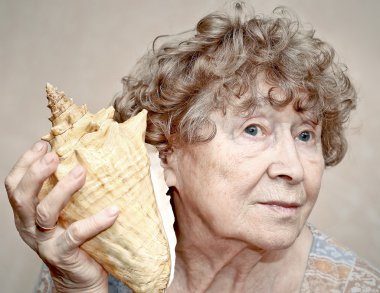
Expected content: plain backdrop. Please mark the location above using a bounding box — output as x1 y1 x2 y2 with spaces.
1 0 379 291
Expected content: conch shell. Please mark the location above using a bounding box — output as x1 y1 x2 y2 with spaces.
38 83 173 292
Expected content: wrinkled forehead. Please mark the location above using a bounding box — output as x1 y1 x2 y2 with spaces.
221 79 322 124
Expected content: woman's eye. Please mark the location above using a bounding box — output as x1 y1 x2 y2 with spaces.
298 131 312 142
244 125 260 136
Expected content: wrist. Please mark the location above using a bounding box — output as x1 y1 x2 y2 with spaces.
52 282 108 293
51 271 109 293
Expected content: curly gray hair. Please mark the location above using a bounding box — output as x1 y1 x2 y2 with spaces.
113 1 356 166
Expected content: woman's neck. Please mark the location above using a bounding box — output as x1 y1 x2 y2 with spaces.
171 242 263 292
166 208 312 293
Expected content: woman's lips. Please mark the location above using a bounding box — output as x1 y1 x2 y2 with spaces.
256 201 301 216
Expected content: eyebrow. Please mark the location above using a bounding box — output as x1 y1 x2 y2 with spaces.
237 103 320 126
302 115 320 126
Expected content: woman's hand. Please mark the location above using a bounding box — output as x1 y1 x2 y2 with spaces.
5 141 119 292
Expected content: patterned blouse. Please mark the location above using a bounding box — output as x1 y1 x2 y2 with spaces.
35 225 379 292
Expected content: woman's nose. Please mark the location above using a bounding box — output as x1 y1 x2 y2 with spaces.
267 134 304 184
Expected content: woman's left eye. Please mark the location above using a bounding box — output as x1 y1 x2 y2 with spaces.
244 125 260 136
297 131 312 142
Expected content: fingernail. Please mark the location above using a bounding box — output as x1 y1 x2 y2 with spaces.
44 152 55 164
106 206 119 217
33 141 44 152
71 165 84 178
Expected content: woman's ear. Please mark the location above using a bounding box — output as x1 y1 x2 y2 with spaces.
160 150 178 188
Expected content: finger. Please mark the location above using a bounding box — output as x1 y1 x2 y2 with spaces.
5 141 48 195
10 151 59 227
57 206 120 253
17 151 59 199
36 165 86 231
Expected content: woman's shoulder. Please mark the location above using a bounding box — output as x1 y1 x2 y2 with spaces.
300 224 380 293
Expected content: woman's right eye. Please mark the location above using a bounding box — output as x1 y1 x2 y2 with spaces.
244 125 260 136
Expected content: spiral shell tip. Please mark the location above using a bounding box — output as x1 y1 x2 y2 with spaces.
45 83 75 120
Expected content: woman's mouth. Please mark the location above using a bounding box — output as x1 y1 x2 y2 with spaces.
256 201 301 216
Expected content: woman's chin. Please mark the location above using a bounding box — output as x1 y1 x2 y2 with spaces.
241 226 304 251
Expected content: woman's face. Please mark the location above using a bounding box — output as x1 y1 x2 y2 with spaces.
166 85 325 250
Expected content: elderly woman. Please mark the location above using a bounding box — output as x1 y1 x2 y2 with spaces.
5 2 379 292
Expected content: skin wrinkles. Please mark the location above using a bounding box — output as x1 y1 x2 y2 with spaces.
164 81 325 292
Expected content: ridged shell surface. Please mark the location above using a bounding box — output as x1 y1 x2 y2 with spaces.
39 84 171 292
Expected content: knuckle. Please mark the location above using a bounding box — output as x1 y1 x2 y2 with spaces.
18 150 35 166
9 190 25 210
4 149 43 192
66 222 83 246
63 172 85 189
23 149 36 159
52 175 84 199
38 249 59 266
90 215 102 230
19 150 41 170
51 181 77 203
52 181 66 196
28 155 57 183
55 177 78 194
4 175 15 195
36 203 51 224
28 163 46 184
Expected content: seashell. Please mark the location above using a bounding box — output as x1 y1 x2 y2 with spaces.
38 83 175 293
